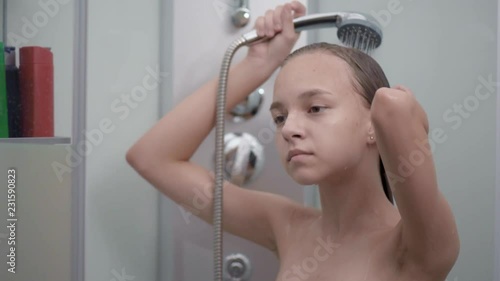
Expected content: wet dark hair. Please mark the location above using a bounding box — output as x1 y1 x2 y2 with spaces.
283 42 394 204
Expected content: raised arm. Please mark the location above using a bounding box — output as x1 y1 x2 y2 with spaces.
126 2 307 252
370 85 460 278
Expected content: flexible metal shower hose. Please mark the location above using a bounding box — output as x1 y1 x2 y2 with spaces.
214 36 247 281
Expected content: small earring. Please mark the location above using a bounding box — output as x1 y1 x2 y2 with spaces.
370 136 374 140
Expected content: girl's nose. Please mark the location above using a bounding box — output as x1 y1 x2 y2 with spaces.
281 114 305 141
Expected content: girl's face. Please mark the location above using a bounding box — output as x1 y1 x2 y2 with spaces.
271 52 373 185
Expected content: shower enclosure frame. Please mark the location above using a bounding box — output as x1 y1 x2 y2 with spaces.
71 0 87 281
495 1 500 280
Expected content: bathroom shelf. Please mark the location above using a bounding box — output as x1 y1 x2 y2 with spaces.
0 136 71 145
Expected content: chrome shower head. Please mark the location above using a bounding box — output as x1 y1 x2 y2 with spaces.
241 12 383 53
336 12 382 52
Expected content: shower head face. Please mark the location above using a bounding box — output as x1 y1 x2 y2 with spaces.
336 12 383 53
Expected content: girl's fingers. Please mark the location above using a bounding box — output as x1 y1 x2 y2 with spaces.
290 0 306 18
273 5 284 31
254 2 307 39
281 4 295 36
255 16 265 37
265 9 275 37
394 84 414 96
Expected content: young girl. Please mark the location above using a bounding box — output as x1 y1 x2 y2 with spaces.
126 1 459 280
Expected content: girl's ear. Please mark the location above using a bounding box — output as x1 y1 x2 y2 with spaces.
367 120 376 144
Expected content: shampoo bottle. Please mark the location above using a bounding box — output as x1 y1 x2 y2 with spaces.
0 42 8 138
19 46 54 137
5 46 22 137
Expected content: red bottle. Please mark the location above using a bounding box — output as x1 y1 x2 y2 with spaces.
19 46 54 137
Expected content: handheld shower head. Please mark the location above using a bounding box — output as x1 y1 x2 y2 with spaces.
337 12 382 52
241 12 383 53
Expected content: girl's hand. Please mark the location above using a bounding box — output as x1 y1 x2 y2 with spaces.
246 1 306 70
372 85 429 135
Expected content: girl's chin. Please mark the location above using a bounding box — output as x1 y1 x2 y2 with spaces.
290 172 319 186
287 164 326 185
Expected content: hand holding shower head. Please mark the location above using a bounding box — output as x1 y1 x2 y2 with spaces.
241 12 383 53
212 11 384 281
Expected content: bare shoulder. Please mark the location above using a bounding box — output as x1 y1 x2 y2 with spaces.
270 200 321 258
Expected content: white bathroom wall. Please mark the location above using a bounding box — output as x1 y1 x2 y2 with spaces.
312 0 497 280
1 0 4 41
160 1 308 281
85 1 160 281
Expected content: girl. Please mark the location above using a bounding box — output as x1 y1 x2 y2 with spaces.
127 1 459 280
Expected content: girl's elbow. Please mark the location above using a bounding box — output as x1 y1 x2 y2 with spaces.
126 146 151 173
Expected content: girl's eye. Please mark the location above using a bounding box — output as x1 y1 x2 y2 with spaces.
309 106 326 113
273 115 285 125
273 106 326 125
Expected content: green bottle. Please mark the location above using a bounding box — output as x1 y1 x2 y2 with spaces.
0 42 9 138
